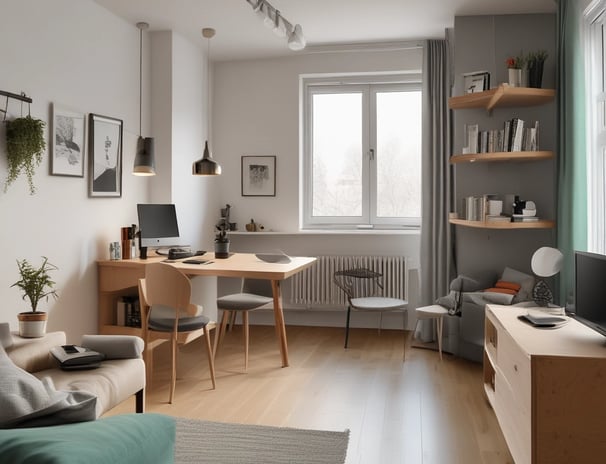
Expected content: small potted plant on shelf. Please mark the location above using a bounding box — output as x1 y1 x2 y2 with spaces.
214 217 230 259
11 256 59 338
506 53 526 87
4 115 46 195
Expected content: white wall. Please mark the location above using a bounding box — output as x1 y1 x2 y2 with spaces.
0 0 215 339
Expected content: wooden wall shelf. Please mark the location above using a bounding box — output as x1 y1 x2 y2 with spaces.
450 150 554 164
450 218 555 229
448 85 555 112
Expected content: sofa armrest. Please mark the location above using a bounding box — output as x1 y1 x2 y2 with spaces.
81 335 144 359
7 331 66 373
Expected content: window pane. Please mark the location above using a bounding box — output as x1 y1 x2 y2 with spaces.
376 90 422 218
312 93 363 217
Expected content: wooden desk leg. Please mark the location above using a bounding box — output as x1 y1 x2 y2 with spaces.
271 280 289 367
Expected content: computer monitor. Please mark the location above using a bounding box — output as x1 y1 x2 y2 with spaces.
570 250 606 337
137 203 181 248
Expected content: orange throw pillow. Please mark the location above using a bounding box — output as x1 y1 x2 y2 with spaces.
484 280 522 295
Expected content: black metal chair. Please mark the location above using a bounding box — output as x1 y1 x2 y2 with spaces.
333 267 408 359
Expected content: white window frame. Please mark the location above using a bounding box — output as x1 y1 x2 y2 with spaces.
301 74 422 230
586 1 606 254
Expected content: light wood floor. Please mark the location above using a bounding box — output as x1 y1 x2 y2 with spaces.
106 325 513 464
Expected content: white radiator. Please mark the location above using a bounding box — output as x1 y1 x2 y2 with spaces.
290 255 408 306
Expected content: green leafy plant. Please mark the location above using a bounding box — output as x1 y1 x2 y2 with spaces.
11 257 59 312
215 218 230 243
4 115 46 195
527 50 548 65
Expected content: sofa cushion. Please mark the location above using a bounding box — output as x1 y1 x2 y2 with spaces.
0 345 96 428
7 331 66 373
0 413 175 464
500 267 535 303
35 358 146 418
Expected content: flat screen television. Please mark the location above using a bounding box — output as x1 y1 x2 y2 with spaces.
137 203 180 248
570 250 606 337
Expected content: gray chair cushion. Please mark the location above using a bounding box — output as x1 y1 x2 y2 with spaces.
217 293 273 311
350 296 408 311
149 314 210 332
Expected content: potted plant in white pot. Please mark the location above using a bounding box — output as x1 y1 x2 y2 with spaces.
11 256 59 337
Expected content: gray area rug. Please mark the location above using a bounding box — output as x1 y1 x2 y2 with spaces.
175 417 349 464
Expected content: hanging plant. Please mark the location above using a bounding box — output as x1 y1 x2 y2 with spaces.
4 115 46 195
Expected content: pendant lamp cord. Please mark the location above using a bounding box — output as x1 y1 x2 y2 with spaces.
206 34 210 136
139 25 143 137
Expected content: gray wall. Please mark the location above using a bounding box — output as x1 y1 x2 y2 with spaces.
452 14 557 277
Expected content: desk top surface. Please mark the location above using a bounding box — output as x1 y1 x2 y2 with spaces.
98 252 317 280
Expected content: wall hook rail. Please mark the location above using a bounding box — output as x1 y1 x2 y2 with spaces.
0 90 33 121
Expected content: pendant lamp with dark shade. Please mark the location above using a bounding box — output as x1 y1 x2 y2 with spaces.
193 27 222 176
133 21 156 176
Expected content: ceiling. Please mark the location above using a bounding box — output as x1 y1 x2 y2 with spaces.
94 0 556 61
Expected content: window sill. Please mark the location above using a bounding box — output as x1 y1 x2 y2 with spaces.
229 229 419 236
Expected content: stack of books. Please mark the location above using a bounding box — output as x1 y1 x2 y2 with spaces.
462 119 540 154
512 214 540 222
116 296 141 328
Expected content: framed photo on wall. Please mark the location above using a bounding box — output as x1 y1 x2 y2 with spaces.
88 113 122 197
51 103 86 177
241 155 276 196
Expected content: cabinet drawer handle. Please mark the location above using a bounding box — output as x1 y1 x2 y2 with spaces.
514 364 518 372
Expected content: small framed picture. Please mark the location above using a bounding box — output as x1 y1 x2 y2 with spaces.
88 113 123 197
241 155 276 196
463 71 490 94
51 104 86 177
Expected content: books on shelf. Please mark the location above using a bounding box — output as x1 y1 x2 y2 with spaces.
116 296 141 328
462 194 498 221
486 215 511 222
512 214 540 222
461 119 540 154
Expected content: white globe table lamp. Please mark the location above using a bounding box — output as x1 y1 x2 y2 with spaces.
531 247 564 307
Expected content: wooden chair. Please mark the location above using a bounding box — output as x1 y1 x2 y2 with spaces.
333 267 409 360
215 278 274 371
138 262 216 403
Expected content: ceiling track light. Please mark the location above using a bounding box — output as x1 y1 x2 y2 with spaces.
244 0 306 51
133 21 156 176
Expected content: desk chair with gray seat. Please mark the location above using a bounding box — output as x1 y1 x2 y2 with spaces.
138 262 216 403
333 267 409 360
215 278 274 371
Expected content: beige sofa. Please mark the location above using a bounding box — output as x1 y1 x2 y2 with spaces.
5 331 145 418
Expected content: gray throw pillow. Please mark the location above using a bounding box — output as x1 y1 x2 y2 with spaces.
0 345 96 428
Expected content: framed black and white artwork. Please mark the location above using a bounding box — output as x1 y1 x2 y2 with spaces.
241 155 276 197
88 113 122 197
51 104 86 177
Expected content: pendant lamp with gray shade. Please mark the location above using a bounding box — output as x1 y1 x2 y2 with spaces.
133 21 155 176
193 27 221 176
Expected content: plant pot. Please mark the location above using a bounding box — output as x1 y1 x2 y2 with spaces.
508 68 522 87
214 240 230 259
528 60 544 88
17 311 48 338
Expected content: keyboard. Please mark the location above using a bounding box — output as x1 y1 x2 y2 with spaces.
168 248 194 260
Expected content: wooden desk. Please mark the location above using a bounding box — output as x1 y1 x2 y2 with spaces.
97 253 316 367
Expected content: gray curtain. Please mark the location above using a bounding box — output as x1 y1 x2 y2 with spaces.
556 0 588 305
420 39 455 307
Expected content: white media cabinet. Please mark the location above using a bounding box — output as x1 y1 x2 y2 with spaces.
483 305 606 464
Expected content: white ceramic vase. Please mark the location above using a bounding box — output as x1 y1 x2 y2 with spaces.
508 68 522 87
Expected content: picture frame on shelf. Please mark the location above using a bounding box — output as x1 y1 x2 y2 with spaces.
88 113 123 197
51 104 86 177
241 155 276 197
463 71 490 94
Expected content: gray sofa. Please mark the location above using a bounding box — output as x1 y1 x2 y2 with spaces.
419 267 536 362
